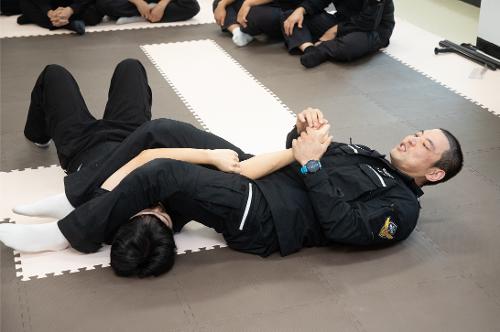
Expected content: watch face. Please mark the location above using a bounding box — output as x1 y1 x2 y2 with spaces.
306 160 321 173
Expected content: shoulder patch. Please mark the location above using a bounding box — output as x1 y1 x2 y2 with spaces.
378 216 398 240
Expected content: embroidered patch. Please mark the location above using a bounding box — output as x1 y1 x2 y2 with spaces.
378 216 398 240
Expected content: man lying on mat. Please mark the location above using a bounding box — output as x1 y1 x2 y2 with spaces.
0 59 463 279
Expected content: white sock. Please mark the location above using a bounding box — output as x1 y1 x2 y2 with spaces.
232 27 253 47
116 16 147 25
13 193 75 219
0 222 69 252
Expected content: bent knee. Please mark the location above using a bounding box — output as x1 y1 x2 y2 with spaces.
116 58 143 71
43 64 71 80
145 118 195 136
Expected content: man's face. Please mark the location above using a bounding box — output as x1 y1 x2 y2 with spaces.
390 129 450 183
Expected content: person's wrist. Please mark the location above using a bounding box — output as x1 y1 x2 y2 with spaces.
217 0 228 8
298 6 306 15
205 149 215 165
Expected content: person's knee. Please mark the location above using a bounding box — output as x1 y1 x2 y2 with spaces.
116 58 144 72
145 118 196 140
188 0 201 17
110 214 176 278
170 0 200 21
43 64 70 81
145 118 178 136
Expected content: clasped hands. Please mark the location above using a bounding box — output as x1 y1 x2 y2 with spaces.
292 107 332 165
47 7 74 27
132 0 169 23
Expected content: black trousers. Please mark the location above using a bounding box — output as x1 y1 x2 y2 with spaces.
18 0 103 29
96 0 200 22
25 59 279 256
282 11 388 62
25 58 151 171
212 0 285 39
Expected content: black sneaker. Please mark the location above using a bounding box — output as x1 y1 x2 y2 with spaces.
17 15 32 25
30 139 52 148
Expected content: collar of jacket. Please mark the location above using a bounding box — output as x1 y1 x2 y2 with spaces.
336 143 424 198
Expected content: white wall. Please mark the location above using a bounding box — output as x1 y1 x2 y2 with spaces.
477 0 500 45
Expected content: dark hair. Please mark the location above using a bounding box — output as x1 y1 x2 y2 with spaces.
425 128 463 186
110 214 176 278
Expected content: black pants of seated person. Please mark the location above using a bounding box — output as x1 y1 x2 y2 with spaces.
96 0 199 21
282 11 389 66
18 0 102 30
212 0 286 39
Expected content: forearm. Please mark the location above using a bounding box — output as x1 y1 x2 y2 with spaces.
101 148 213 190
244 0 273 6
217 0 236 8
240 149 294 180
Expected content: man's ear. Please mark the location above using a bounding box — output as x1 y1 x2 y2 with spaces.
425 167 445 183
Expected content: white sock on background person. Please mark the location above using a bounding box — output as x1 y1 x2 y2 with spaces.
116 16 147 25
13 193 75 219
0 221 69 252
232 27 253 47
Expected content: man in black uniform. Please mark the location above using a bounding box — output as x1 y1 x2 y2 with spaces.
52 116 462 259
282 0 395 67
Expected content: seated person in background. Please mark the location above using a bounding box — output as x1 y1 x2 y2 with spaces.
96 0 200 24
213 0 301 47
17 0 103 35
282 0 395 68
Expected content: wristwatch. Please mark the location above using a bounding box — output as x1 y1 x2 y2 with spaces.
300 160 322 175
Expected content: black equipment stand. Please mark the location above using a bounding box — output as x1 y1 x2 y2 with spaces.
434 40 500 71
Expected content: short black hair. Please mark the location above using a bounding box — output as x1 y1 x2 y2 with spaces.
110 214 176 278
425 128 464 186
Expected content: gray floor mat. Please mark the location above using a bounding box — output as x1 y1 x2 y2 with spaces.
2 24 500 332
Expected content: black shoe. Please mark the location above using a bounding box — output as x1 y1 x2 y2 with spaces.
300 46 329 68
68 20 86 35
26 138 52 148
17 15 32 25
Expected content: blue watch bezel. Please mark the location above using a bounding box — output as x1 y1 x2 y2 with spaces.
300 160 322 174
